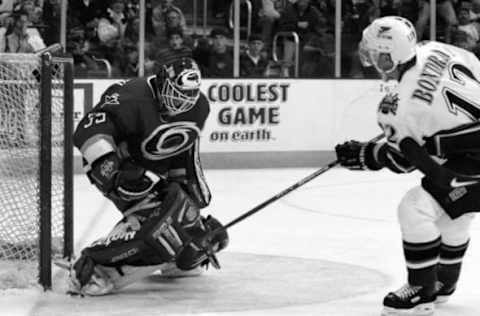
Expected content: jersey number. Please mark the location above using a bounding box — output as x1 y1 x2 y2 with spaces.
444 64 480 120
83 112 106 128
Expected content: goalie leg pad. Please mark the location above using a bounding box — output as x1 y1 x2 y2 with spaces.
70 183 199 284
70 183 204 292
140 182 202 262
83 183 201 267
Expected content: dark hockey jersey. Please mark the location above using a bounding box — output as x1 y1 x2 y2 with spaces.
74 76 209 173
73 76 212 208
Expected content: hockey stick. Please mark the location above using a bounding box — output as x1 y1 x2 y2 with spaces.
198 133 385 269
211 132 385 235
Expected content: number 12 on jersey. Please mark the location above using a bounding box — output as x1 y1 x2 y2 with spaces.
444 64 480 121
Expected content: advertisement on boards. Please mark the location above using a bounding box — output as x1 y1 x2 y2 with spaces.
73 79 395 155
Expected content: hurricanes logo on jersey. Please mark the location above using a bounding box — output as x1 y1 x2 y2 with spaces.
141 122 200 160
378 93 399 115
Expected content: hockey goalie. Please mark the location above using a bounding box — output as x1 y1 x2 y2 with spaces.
70 58 228 296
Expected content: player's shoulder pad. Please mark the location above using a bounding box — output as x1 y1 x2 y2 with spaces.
97 78 157 112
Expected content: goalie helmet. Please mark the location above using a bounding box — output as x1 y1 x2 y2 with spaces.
157 58 201 116
359 16 417 77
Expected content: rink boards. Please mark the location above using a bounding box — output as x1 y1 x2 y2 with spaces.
72 79 395 171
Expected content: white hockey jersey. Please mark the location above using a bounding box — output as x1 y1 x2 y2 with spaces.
377 41 480 151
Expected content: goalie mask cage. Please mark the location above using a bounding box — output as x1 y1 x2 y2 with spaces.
0 47 74 290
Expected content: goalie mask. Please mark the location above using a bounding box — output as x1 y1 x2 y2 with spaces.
157 58 201 116
359 16 417 79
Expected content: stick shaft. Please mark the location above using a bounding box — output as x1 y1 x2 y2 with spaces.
224 160 338 230
220 133 385 232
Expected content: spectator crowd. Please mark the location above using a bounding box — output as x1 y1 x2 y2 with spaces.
1 0 480 78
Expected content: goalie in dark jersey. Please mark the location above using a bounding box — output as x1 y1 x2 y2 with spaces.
70 58 228 296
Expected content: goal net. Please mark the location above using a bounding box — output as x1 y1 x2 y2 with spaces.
0 50 73 290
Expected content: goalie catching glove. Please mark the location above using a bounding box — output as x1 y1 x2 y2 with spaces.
88 152 165 202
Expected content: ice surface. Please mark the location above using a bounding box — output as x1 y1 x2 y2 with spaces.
1 168 479 316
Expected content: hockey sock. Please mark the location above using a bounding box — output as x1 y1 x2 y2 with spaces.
403 237 441 293
438 240 469 289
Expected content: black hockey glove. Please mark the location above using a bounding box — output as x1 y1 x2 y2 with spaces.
88 153 165 202
335 141 374 170
114 160 164 201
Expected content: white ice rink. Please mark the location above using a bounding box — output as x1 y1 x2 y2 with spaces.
2 168 480 316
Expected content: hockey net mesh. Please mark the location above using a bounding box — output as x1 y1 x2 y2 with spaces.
0 54 65 288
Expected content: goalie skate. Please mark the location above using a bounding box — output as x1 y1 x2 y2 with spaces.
55 259 167 296
381 284 436 316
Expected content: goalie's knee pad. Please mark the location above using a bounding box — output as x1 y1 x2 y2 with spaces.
139 182 202 262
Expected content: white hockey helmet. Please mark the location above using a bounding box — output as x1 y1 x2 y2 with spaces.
157 58 202 116
359 16 417 77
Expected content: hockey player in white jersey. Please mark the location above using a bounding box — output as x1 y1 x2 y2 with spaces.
335 16 480 315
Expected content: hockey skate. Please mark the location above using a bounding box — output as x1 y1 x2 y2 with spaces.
381 284 436 316
58 259 115 296
56 259 166 296
434 281 456 304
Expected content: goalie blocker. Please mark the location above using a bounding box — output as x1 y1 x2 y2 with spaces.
70 183 228 295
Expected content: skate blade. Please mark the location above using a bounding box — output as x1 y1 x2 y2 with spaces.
157 265 204 278
435 295 451 304
381 302 434 316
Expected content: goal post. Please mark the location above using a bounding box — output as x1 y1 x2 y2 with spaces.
0 45 74 290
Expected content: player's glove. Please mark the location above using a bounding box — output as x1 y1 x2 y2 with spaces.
335 141 371 170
